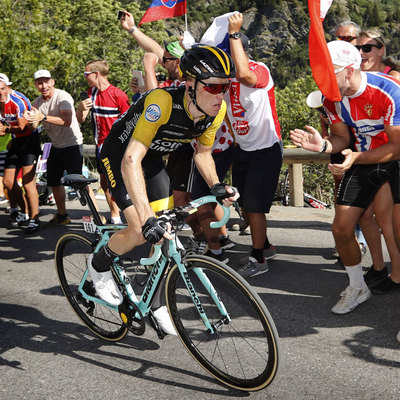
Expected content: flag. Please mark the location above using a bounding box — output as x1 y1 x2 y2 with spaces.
139 0 187 27
308 0 341 101
200 11 239 54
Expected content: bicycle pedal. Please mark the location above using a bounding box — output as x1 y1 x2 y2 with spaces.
148 310 166 340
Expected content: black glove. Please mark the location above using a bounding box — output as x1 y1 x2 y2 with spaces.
142 217 167 244
210 183 232 205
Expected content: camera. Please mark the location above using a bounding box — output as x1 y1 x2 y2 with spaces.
80 91 89 101
117 10 125 20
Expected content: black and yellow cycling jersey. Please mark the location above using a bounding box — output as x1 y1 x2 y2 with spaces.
107 85 226 154
100 85 226 212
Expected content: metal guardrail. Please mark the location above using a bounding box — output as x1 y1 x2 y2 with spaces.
83 145 330 207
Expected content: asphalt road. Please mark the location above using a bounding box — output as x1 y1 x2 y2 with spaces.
1 199 399 399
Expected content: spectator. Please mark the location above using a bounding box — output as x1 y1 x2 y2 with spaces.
290 40 400 314
357 30 400 80
354 32 400 292
76 60 130 224
0 125 10 204
224 13 282 278
24 69 83 226
335 21 361 44
0 75 41 233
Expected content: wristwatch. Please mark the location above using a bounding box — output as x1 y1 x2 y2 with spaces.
42 114 47 122
229 32 241 39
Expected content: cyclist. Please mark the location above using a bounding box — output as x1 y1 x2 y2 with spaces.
87 45 239 334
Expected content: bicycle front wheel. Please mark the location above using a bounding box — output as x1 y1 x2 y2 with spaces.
55 233 128 341
165 255 280 391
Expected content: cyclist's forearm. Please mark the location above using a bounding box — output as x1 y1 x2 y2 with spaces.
194 150 219 188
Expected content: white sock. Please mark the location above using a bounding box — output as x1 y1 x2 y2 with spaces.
111 216 122 224
345 264 364 289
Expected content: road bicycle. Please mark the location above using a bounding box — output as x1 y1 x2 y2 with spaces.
276 168 329 209
55 174 280 392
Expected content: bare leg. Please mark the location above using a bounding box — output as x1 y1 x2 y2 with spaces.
52 185 67 215
100 173 120 220
247 212 266 249
3 168 26 212
21 164 39 220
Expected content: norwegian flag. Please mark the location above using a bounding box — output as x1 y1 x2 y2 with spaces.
308 0 341 101
139 0 187 27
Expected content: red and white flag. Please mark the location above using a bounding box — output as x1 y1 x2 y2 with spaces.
139 0 186 27
308 0 341 101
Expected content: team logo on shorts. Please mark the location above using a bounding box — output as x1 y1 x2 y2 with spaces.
145 104 161 122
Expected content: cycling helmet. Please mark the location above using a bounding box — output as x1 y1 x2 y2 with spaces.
179 45 236 80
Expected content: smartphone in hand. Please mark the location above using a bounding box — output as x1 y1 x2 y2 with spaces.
80 91 89 101
117 10 125 20
131 70 145 88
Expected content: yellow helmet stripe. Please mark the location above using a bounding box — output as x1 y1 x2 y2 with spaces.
200 45 230 76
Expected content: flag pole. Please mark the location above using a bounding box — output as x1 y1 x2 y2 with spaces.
184 2 188 31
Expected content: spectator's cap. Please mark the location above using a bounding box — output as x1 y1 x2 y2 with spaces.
163 40 185 58
327 40 361 69
34 69 52 80
306 91 323 109
0 73 12 85
240 33 251 52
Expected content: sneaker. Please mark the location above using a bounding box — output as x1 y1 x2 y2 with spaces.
363 265 388 288
204 250 229 263
86 254 123 306
331 247 339 259
331 284 372 314
50 213 71 225
9 211 29 228
371 277 400 294
231 219 251 234
0 195 8 204
219 236 235 250
153 306 177 336
264 244 277 260
237 257 268 278
185 236 207 255
25 219 40 234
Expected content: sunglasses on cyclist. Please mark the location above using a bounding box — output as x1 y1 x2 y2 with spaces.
337 35 357 42
162 57 178 63
198 80 231 95
355 43 382 53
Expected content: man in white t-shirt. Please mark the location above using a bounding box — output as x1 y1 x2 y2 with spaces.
226 13 283 278
24 69 83 225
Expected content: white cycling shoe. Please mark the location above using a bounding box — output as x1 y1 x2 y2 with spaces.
87 254 123 306
153 306 177 336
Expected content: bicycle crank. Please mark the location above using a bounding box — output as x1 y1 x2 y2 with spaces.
118 300 145 336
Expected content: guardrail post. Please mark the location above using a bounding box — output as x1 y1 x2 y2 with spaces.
289 164 304 207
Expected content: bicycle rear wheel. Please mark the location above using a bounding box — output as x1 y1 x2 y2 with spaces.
55 233 128 341
165 255 280 391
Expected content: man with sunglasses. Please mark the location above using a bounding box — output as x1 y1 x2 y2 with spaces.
86 45 239 335
335 20 361 45
290 41 400 314
225 13 283 278
77 60 130 225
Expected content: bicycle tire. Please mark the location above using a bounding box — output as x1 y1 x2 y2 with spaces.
55 233 128 341
165 255 280 391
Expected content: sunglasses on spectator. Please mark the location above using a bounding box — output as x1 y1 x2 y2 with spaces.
334 64 353 74
198 79 231 94
84 71 98 77
355 43 383 53
162 57 178 63
337 35 357 42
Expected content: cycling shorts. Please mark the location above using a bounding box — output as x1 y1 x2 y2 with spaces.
4 132 41 169
100 144 173 213
232 142 283 213
166 145 195 192
336 160 400 207
47 145 83 187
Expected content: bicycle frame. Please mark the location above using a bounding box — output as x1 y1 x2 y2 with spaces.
76 195 231 334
